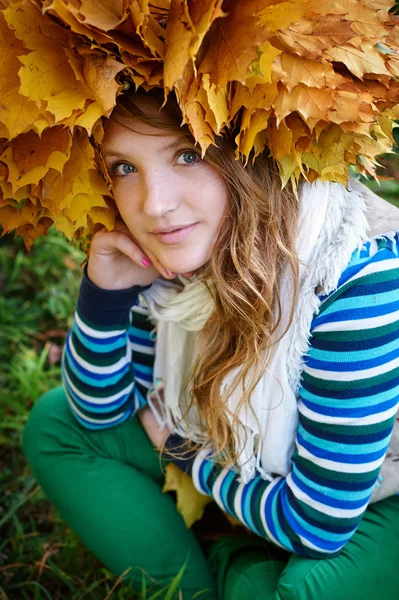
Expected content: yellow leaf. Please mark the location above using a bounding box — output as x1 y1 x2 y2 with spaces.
357 153 380 176
41 130 97 213
0 204 24 234
246 41 282 92
276 15 355 59
354 130 393 158
87 205 116 231
3 0 69 51
235 108 271 163
0 11 53 140
130 0 165 59
60 174 108 215
164 0 226 93
74 102 105 134
1 126 72 193
0 198 52 248
272 53 346 92
258 1 308 31
15 217 53 250
273 84 334 126
308 0 386 36
18 44 88 121
265 118 294 159
162 463 213 529
51 213 75 238
328 90 377 125
0 178 33 204
375 113 397 144
339 121 374 135
82 54 125 113
198 1 272 88
77 168 110 197
194 74 229 135
183 99 216 154
387 24 399 46
43 0 114 43
174 64 216 155
302 124 355 177
276 152 304 188
31 113 55 136
230 82 279 121
61 0 129 30
285 111 311 147
324 43 391 79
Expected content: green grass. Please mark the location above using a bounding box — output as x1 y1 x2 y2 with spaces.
1 157 399 598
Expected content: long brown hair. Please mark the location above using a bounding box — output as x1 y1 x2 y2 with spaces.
107 86 300 472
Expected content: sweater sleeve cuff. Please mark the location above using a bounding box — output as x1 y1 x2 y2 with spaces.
163 433 202 476
191 448 215 494
77 264 153 326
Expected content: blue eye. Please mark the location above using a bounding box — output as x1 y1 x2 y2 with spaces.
176 149 201 166
107 149 201 179
112 163 135 176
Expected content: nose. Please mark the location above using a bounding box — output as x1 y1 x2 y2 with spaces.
140 171 180 218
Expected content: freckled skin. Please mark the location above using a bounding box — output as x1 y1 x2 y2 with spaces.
102 119 230 276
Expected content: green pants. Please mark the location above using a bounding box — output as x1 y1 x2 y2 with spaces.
23 387 399 599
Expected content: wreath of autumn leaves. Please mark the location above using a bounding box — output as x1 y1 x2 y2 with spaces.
0 0 399 250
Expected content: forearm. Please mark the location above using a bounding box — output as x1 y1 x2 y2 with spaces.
63 265 152 429
190 413 396 561
190 246 399 558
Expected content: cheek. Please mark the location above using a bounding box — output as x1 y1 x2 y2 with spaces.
113 188 139 223
199 173 229 213
210 182 230 223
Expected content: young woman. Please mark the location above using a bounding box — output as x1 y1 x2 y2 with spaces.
23 87 399 600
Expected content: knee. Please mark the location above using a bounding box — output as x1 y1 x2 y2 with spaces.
23 386 72 474
275 498 399 600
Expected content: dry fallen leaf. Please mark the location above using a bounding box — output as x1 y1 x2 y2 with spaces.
162 463 213 529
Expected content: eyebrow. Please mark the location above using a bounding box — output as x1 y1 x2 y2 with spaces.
103 139 193 160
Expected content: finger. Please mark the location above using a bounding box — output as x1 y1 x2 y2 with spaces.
102 225 177 280
143 248 178 279
109 223 170 275
105 231 152 267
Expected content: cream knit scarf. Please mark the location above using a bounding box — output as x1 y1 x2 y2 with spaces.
139 178 371 484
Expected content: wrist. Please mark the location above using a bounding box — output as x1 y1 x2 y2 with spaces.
87 263 151 291
163 433 198 475
137 405 171 449
77 265 152 326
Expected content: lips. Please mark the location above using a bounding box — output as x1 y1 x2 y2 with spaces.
161 226 184 233
151 224 196 234
151 222 199 244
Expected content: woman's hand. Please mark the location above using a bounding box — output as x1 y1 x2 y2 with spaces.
137 386 172 449
137 405 171 449
87 219 177 290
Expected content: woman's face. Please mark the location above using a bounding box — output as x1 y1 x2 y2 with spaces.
102 117 230 277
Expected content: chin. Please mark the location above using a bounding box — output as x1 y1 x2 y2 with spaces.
163 259 207 274
170 267 198 277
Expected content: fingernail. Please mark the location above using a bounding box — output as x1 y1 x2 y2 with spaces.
165 269 177 277
142 257 151 267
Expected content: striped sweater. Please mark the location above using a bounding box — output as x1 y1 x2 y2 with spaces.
62 232 399 559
